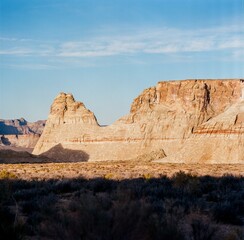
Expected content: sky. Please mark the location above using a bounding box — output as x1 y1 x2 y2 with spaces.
0 0 244 125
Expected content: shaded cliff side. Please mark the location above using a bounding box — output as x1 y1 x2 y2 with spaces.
0 118 46 149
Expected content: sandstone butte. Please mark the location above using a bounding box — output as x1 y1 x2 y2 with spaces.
33 79 244 164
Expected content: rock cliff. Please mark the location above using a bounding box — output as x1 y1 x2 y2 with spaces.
33 79 243 163
0 118 46 148
0 118 45 135
159 98 244 163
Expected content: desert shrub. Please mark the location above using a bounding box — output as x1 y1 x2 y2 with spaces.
183 214 219 240
0 174 243 239
0 205 25 240
219 174 242 192
147 214 185 240
0 170 17 179
0 180 13 203
14 187 47 201
213 202 243 225
38 193 113 240
104 173 114 179
22 199 40 214
199 176 217 194
172 171 191 187
172 171 201 196
217 227 244 240
87 178 116 193
53 179 80 194
143 173 152 180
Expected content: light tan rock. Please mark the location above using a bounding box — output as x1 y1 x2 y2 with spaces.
159 98 244 164
33 79 243 163
0 118 45 149
0 134 40 149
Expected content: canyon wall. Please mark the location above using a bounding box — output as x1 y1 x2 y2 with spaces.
0 118 45 149
0 118 45 135
33 79 243 163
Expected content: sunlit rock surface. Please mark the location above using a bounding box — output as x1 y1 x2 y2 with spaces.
33 79 244 163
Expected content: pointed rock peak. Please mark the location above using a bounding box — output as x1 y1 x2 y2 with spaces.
49 92 99 126
19 118 27 125
55 92 68 99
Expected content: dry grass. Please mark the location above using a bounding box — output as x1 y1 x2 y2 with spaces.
0 161 243 180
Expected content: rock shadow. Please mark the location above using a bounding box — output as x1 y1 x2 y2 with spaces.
40 143 90 162
0 122 19 135
0 136 11 146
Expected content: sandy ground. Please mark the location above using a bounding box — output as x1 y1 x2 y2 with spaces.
0 161 243 180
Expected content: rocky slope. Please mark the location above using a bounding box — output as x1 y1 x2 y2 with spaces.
33 79 243 163
0 118 45 149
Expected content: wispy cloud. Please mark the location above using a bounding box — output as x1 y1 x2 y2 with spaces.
0 48 32 56
1 63 57 70
0 24 243 64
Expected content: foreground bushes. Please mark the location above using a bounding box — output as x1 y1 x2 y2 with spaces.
0 173 243 239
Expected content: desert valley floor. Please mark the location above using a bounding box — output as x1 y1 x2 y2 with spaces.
1 162 243 180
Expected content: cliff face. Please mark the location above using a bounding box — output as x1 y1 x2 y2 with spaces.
0 118 45 135
122 79 240 139
161 98 244 164
33 79 243 163
0 118 46 149
0 135 40 149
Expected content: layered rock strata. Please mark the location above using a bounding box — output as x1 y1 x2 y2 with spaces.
0 118 45 149
33 79 243 163
159 98 244 163
0 118 45 135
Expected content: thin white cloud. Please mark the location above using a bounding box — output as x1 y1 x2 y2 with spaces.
58 25 244 57
0 48 32 55
2 63 57 70
0 24 243 60
0 37 18 41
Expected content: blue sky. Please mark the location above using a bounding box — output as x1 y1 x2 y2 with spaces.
0 0 244 124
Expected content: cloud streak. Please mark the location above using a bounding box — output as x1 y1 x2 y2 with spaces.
57 25 244 58
0 24 243 62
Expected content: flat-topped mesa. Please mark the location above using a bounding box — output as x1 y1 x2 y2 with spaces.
48 92 99 125
33 79 244 163
126 79 242 139
131 79 241 114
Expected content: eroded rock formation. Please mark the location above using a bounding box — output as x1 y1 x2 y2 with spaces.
0 118 46 149
160 98 244 163
33 79 243 163
0 118 45 135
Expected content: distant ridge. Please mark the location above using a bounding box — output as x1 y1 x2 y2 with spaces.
0 118 46 135
0 118 46 149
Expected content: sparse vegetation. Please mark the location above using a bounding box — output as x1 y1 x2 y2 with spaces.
0 170 17 179
0 172 243 239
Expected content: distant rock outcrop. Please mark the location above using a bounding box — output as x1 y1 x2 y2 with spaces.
33 79 244 163
0 118 45 135
0 118 46 149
